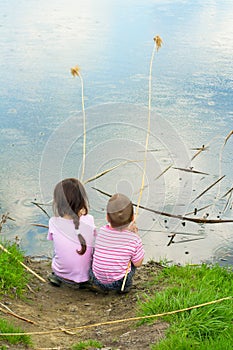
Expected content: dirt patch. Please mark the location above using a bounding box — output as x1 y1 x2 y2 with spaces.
0 260 169 350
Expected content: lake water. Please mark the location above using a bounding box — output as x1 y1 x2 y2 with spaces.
0 0 233 266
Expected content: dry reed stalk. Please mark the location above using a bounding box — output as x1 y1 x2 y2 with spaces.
31 223 49 229
84 160 139 184
190 144 209 161
121 36 163 292
0 243 46 283
216 130 233 202
172 167 209 175
135 35 163 219
92 187 233 224
71 65 86 182
31 202 50 218
191 175 225 203
0 303 36 324
155 164 172 180
185 203 213 215
1 296 231 336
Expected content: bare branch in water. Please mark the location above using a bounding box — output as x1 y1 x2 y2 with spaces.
185 203 213 215
222 186 233 198
84 160 140 184
191 175 225 203
224 130 233 145
173 237 205 244
31 202 50 218
155 165 173 180
31 223 49 229
173 167 209 175
191 144 209 161
92 187 233 224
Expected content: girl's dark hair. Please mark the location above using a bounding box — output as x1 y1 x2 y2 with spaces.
53 178 89 255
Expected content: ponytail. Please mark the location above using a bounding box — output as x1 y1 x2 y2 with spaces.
76 233 87 255
72 214 87 255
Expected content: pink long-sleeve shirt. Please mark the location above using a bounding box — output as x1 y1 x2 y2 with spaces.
47 215 95 283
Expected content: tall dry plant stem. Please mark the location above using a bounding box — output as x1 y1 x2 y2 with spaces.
122 36 163 292
135 35 162 219
71 65 86 182
216 130 233 204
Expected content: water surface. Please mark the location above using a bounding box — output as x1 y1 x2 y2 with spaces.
0 0 232 265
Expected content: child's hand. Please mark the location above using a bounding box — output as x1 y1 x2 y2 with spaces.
128 222 138 234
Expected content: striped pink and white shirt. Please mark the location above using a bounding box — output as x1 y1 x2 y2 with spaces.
92 224 145 284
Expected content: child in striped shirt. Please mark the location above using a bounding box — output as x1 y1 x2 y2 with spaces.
90 193 144 293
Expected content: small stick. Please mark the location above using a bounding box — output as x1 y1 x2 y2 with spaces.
0 243 46 283
121 261 131 292
191 144 208 161
31 202 50 218
185 203 213 215
0 303 36 324
173 167 209 175
31 223 49 229
167 234 176 246
71 65 86 182
224 130 233 145
92 187 233 224
155 164 173 180
221 186 233 198
84 160 140 184
191 175 225 203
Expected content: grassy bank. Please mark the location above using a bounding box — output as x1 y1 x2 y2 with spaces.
0 239 232 349
138 263 233 349
0 239 32 348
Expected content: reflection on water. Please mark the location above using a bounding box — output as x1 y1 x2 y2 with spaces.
0 0 232 265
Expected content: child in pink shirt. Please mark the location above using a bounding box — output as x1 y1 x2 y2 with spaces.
47 178 96 288
90 193 144 293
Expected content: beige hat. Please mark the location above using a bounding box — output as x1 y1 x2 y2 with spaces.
107 193 133 228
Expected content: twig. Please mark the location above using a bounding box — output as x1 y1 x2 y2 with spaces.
191 175 225 203
191 144 209 161
185 203 213 216
224 130 233 145
155 164 172 180
1 297 231 336
92 187 233 224
0 243 46 283
167 234 176 246
122 36 163 292
135 35 162 219
84 160 140 184
172 167 209 175
221 186 233 198
71 65 86 182
31 223 49 229
0 303 36 324
31 202 50 218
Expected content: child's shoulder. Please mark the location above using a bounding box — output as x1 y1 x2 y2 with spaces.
80 213 95 226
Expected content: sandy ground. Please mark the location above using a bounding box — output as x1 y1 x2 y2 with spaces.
0 259 169 350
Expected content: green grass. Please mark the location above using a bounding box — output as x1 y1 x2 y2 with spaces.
0 239 32 347
0 318 32 346
71 339 103 349
0 239 31 297
138 264 233 350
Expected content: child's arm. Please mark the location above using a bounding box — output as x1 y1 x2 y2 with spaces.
133 257 144 267
128 221 138 234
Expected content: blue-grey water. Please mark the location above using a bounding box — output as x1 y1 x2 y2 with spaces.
0 0 232 265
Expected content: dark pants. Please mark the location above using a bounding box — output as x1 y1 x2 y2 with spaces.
89 264 136 292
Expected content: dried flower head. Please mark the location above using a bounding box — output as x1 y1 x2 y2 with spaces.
153 35 163 51
71 65 81 77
